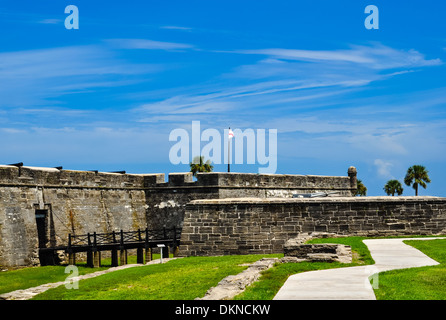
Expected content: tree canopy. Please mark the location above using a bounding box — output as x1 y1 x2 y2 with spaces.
384 179 404 196
355 179 367 196
189 156 213 176
404 165 431 196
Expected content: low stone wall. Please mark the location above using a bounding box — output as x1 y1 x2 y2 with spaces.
178 196 446 256
283 237 352 263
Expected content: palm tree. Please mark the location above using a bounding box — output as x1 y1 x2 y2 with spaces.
384 179 404 196
355 179 367 196
189 156 213 177
404 165 431 196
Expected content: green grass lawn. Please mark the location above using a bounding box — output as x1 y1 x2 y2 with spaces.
2 236 444 300
31 254 281 300
0 265 108 295
373 238 446 300
0 254 163 295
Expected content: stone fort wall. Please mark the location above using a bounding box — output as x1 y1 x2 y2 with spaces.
179 197 446 256
0 165 356 267
145 170 357 231
0 165 150 267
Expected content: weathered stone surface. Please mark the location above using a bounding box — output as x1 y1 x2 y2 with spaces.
0 165 356 268
307 253 339 262
279 256 306 263
283 237 352 263
198 258 278 300
179 197 446 257
145 171 356 231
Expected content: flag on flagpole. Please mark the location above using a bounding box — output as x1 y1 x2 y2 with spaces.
228 127 234 172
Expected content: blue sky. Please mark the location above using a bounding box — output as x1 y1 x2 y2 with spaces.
1 0 445 196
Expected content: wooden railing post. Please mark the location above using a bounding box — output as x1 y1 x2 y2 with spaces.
119 229 127 265
172 226 179 257
63 227 181 267
144 228 151 263
68 234 76 265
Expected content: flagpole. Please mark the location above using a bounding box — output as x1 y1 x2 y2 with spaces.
228 127 230 173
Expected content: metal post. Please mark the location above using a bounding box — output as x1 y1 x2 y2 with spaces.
160 247 163 264
228 127 230 172
157 244 165 264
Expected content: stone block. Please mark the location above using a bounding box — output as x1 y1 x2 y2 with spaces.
168 172 193 185
284 238 352 263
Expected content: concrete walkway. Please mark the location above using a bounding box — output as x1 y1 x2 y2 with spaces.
273 237 445 300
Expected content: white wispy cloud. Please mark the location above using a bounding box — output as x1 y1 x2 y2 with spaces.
134 79 343 117
135 43 437 121
235 48 373 64
0 46 148 78
160 25 193 31
231 43 442 69
0 45 162 107
38 19 62 24
2 39 444 171
0 126 170 165
106 38 194 50
374 159 394 178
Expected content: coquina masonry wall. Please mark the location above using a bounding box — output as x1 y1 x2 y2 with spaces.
0 165 356 267
145 170 357 231
0 166 155 267
179 197 446 256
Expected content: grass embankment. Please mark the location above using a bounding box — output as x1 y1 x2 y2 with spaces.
5 237 370 300
0 265 108 295
373 239 446 300
4 237 444 300
234 236 374 300
32 254 281 300
0 254 162 295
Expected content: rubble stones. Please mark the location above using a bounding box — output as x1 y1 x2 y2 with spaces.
283 233 352 263
198 258 279 300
